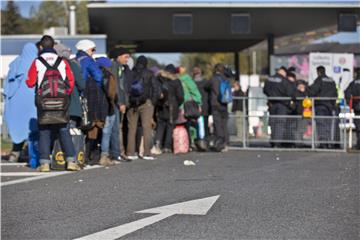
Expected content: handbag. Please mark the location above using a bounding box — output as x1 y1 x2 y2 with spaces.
184 100 200 119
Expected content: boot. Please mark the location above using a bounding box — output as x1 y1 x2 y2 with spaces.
99 155 115 166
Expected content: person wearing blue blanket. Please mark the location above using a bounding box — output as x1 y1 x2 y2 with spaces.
3 42 39 166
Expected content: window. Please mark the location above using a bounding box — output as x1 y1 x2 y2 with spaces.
173 14 193 34
338 13 358 32
231 14 251 34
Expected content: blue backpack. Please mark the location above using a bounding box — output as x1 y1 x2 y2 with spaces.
129 76 147 107
130 78 145 97
218 77 233 104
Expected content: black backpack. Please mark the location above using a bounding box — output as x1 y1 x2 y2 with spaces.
35 57 70 125
129 73 147 107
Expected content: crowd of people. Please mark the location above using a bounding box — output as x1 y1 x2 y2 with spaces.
3 35 360 172
4 35 238 172
264 65 360 149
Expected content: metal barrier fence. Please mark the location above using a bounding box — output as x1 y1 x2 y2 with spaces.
228 96 359 152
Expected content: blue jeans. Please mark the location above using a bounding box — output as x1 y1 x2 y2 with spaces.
101 108 121 158
39 124 75 164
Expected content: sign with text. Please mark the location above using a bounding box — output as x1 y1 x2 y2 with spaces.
309 53 354 90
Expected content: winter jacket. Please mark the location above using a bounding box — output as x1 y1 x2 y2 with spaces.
68 59 85 119
308 75 337 111
205 73 228 112
111 61 133 107
345 78 360 112
75 51 107 122
130 63 161 107
263 73 295 108
232 89 247 113
156 70 184 123
26 49 74 94
101 67 119 116
179 74 202 107
195 79 211 116
76 50 103 87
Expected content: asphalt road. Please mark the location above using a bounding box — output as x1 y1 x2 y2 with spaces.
1 151 359 240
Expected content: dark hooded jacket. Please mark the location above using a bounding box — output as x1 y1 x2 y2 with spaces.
156 70 184 123
194 76 211 116
345 78 360 112
205 72 229 112
308 74 337 111
111 61 133 107
263 73 296 108
129 59 161 107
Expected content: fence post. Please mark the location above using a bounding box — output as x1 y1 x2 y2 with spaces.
311 98 316 150
242 97 247 148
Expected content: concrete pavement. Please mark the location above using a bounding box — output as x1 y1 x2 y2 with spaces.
1 151 359 239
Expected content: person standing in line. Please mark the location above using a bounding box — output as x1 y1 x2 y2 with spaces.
75 39 109 164
205 64 233 151
96 57 121 166
54 43 85 126
126 56 161 160
178 66 202 150
26 35 78 172
110 47 133 161
152 64 184 154
4 42 39 164
232 81 247 145
192 67 211 139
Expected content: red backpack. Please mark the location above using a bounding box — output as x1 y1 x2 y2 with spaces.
35 57 70 125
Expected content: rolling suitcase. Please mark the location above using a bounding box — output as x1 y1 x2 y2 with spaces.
51 127 85 170
173 125 189 154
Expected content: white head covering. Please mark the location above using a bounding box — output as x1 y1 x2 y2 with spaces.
127 57 134 70
75 39 96 52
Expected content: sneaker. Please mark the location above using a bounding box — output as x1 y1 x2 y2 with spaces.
151 146 162 155
127 155 139 160
39 163 50 172
142 155 156 161
67 162 81 171
115 156 132 163
8 151 20 163
221 146 229 152
162 148 172 154
99 155 115 166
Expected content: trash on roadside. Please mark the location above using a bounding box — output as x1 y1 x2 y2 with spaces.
184 160 196 166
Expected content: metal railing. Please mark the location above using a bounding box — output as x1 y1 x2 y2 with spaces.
228 96 359 152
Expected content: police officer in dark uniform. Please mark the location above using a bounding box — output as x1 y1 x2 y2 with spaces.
308 66 337 148
345 68 360 150
263 66 295 147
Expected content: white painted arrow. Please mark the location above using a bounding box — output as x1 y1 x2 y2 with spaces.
74 195 220 240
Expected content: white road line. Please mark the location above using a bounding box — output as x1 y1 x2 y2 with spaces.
1 172 71 187
0 162 28 166
1 165 103 187
74 195 220 240
1 172 51 176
